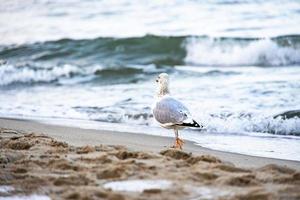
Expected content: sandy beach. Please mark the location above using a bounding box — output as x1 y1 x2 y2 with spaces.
1 118 300 200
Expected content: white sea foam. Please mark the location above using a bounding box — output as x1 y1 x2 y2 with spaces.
197 113 300 136
0 64 82 86
0 64 106 86
185 38 300 66
103 179 172 192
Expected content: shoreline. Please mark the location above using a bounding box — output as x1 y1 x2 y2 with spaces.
0 117 299 170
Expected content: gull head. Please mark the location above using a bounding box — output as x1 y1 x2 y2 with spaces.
156 73 170 96
156 73 169 85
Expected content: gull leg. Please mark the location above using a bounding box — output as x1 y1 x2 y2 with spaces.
172 129 184 149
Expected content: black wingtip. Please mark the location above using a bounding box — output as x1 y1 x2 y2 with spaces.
180 120 203 128
193 120 204 128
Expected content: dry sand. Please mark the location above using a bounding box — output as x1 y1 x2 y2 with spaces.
0 118 300 199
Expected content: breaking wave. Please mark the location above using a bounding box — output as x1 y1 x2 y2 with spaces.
1 35 300 68
185 36 300 66
1 34 300 86
73 106 300 136
0 64 83 86
0 63 160 86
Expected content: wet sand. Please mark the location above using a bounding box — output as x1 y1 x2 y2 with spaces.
0 118 300 199
0 118 300 170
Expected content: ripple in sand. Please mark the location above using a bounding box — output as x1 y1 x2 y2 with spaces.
103 179 172 192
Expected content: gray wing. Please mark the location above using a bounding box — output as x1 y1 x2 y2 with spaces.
153 97 191 125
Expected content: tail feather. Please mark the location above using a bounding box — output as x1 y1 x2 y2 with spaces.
179 120 203 128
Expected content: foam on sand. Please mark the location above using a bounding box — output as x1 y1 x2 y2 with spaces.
0 195 50 200
0 186 14 194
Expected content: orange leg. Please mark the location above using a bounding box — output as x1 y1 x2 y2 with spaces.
174 137 185 149
171 129 185 149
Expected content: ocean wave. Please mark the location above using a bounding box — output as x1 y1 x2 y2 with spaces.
0 35 186 67
72 105 300 136
185 36 300 66
0 63 83 86
0 62 160 86
1 35 300 86
274 110 300 119
1 35 300 69
128 113 300 136
202 113 300 136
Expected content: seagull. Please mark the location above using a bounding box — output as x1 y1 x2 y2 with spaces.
152 73 202 149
